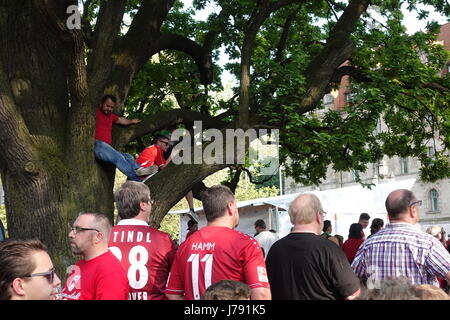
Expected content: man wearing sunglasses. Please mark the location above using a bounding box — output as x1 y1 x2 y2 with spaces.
352 189 450 287
62 212 129 300
0 238 61 300
136 133 198 222
94 94 156 181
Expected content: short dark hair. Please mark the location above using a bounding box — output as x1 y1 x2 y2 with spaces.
114 181 151 219
323 220 332 232
254 219 266 229
101 94 116 104
349 223 363 239
201 280 250 300
359 213 370 221
77 212 112 242
370 218 384 234
385 189 415 218
0 239 48 300
201 185 235 222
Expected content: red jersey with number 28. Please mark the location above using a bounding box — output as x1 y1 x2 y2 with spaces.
109 220 177 300
165 226 269 300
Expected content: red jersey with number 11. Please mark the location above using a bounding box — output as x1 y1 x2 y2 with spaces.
109 220 176 300
165 226 269 300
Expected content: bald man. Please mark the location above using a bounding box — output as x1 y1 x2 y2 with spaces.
266 193 360 300
352 189 450 287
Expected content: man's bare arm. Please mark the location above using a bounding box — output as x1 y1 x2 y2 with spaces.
250 287 271 300
116 117 141 126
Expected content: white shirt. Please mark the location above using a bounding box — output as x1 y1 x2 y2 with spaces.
254 230 279 259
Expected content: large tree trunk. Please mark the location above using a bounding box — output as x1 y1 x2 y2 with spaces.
0 1 115 276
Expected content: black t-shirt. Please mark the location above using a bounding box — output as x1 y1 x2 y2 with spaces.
266 232 360 300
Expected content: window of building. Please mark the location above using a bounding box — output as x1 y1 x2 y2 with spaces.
351 170 360 182
400 158 409 175
323 94 334 109
344 92 353 105
429 189 440 212
375 119 382 134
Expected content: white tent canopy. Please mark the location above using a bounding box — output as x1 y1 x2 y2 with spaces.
170 178 416 241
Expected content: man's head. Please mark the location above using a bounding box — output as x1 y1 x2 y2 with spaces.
69 212 112 259
115 181 152 222
288 193 325 234
201 185 238 227
99 94 117 115
348 223 364 239
385 189 421 223
154 135 170 152
358 213 370 229
370 218 384 234
254 219 267 234
0 239 61 300
187 219 198 232
323 220 332 233
201 280 250 300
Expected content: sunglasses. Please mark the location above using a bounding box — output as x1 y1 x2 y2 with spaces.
25 267 56 284
158 140 169 146
409 200 422 207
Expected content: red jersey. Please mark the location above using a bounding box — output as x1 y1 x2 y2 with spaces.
136 145 166 168
109 219 176 300
342 238 365 263
95 108 119 145
165 226 270 300
61 250 129 300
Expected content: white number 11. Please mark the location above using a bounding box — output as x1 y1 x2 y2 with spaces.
187 253 214 300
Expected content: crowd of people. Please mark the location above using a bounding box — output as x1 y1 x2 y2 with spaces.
1 96 450 301
1 183 450 301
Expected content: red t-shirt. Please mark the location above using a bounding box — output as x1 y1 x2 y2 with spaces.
61 250 129 300
136 145 166 168
342 238 365 263
165 226 270 300
108 220 177 300
95 108 119 145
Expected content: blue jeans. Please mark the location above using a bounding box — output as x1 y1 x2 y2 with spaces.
94 140 140 181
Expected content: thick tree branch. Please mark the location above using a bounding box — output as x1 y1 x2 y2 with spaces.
297 0 371 114
0 67 36 174
153 33 213 85
87 0 127 98
113 109 230 149
238 0 302 127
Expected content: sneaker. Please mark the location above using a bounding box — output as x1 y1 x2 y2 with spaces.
135 165 158 177
186 209 199 223
140 171 158 183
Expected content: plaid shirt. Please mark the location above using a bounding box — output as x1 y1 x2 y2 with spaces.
351 223 450 286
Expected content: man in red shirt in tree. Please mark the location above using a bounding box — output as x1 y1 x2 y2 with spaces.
62 212 129 300
136 133 198 222
165 185 271 300
94 94 156 181
109 181 176 300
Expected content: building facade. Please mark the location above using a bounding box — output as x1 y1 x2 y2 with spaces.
284 23 450 230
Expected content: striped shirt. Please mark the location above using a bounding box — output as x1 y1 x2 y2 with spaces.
351 222 450 286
